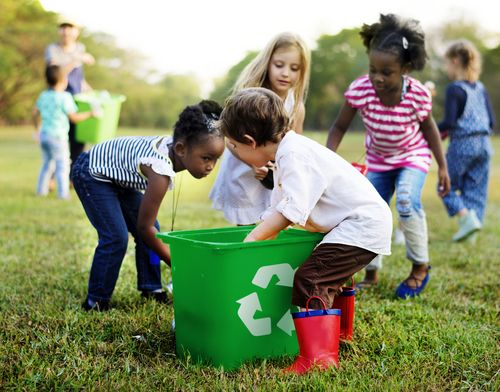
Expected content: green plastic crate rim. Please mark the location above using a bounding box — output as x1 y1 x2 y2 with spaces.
156 226 324 251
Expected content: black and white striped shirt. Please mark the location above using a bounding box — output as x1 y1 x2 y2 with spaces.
89 136 175 190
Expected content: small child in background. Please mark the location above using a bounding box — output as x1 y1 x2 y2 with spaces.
33 65 96 199
326 14 451 298
219 87 392 373
209 32 310 225
72 101 225 311
438 40 495 241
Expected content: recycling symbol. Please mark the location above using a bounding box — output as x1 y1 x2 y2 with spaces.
236 263 296 337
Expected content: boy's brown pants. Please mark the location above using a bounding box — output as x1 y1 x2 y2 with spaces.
292 243 377 309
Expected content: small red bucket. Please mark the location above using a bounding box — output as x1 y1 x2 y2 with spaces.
332 278 355 341
351 162 368 176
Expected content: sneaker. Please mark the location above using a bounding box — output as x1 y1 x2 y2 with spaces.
141 291 172 304
395 266 431 299
81 297 110 312
452 210 482 242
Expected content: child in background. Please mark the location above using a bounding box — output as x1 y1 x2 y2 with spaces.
72 101 225 311
326 14 450 298
45 18 95 173
438 40 495 241
220 87 392 373
209 32 310 225
33 65 96 199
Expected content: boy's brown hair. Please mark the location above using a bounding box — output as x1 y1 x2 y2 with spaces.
219 87 290 146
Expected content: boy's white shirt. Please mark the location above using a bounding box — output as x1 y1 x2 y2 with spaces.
264 131 392 255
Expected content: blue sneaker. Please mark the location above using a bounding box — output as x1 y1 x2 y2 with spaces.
395 266 431 299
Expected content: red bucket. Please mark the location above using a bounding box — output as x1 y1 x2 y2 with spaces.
332 278 355 341
351 162 368 176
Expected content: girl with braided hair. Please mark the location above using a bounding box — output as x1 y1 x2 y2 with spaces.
72 101 225 311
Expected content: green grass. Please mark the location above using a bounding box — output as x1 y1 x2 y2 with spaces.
0 126 498 391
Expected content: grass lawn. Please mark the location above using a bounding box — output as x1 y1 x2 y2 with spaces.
0 126 498 391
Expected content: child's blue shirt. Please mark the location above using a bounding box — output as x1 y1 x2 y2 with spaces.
36 89 77 140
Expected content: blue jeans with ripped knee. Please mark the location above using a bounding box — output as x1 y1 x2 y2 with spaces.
365 167 429 270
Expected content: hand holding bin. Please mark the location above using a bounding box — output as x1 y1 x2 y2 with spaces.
332 277 355 340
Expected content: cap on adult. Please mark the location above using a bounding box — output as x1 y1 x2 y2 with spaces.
58 17 80 29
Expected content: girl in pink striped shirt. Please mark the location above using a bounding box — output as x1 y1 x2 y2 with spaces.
327 14 450 299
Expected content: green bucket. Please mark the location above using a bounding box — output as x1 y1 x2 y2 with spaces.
74 91 126 144
157 226 324 370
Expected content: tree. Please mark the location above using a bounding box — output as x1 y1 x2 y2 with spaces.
306 29 367 130
210 52 257 104
0 0 58 123
482 44 500 132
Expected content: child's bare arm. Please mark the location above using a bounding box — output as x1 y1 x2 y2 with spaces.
420 116 451 197
32 107 41 130
326 102 357 151
292 102 306 134
68 110 97 123
137 165 172 265
244 211 291 242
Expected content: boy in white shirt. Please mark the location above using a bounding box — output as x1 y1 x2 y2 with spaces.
219 87 392 373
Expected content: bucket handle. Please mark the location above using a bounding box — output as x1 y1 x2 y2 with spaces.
339 277 355 294
305 296 327 312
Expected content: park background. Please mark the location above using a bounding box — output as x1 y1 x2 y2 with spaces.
1 0 499 390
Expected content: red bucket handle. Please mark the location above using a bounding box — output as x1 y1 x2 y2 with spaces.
339 277 355 293
305 296 327 312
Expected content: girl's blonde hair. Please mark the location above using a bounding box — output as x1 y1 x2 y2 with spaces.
233 32 311 126
445 39 482 82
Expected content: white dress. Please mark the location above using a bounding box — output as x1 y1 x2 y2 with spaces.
209 91 295 224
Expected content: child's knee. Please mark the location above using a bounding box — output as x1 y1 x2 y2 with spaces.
101 232 128 253
396 182 421 219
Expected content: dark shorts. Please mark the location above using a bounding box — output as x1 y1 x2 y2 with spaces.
292 243 377 309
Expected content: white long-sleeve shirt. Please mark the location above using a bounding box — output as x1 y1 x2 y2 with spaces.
267 131 392 255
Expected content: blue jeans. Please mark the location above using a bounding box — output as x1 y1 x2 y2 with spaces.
37 134 70 199
366 168 429 269
71 152 162 302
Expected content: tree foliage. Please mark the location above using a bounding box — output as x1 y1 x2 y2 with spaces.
210 52 257 104
1 2 498 132
0 0 201 129
0 0 57 123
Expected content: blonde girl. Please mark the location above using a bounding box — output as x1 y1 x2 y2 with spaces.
210 32 311 225
438 40 495 241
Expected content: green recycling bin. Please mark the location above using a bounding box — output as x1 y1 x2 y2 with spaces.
74 91 126 144
157 226 324 370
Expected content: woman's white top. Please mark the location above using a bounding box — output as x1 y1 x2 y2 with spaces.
209 91 295 224
267 131 392 254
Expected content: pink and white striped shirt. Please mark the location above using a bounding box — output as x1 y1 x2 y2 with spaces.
345 75 432 173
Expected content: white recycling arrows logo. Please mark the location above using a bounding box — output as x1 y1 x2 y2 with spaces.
236 292 271 336
236 263 296 337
